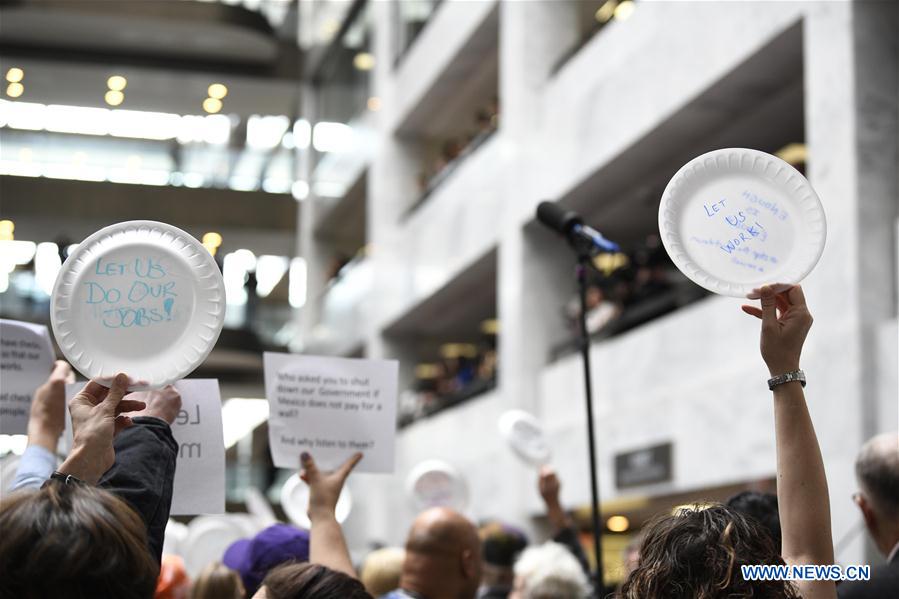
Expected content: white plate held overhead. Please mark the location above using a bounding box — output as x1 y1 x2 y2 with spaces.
51 220 225 388
280 473 353 528
498 410 551 466
405 459 469 513
658 148 826 298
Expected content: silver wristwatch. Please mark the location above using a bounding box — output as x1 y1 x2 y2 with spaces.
768 370 806 390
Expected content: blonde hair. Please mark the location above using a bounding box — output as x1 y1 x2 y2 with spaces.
191 562 244 599
360 547 405 597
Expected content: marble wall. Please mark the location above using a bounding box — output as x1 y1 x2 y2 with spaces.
300 0 899 566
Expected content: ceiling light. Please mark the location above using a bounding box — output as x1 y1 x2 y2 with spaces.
104 90 124 106
246 114 290 150
107 75 127 91
6 82 24 98
415 364 441 379
202 232 223 248
607 515 630 532
480 319 499 335
614 0 635 21
0 220 15 241
292 119 311 149
291 180 309 201
312 121 352 153
5 68 24 83
367 96 382 112
289 257 307 308
353 52 376 71
203 97 222 114
775 143 807 166
208 83 228 99
255 255 290 297
595 1 617 23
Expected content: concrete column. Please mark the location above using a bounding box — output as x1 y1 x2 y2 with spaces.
497 1 580 414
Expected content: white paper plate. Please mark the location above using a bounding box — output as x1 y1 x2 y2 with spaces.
280 473 353 528
659 148 826 298
405 460 469 513
183 515 255 577
51 221 225 388
498 410 551 466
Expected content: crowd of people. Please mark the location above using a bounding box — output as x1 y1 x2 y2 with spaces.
399 341 498 427
1 285 898 598
414 97 500 204
564 234 704 342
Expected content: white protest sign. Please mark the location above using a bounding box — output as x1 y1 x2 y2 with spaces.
0 319 55 434
167 379 226 515
264 352 398 473
63 379 225 514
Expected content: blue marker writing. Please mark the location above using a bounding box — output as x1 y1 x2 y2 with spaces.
163 298 174 320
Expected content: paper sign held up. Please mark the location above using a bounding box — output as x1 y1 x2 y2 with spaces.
264 352 398 473
0 319 56 434
63 379 226 515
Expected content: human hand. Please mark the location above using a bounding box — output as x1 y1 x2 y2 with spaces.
59 373 146 484
27 360 73 451
742 285 813 376
123 385 182 424
538 466 562 507
300 452 362 520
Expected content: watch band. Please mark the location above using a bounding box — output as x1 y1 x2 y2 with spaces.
768 369 806 391
43 471 85 487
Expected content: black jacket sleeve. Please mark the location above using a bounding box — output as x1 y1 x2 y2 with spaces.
98 416 178 563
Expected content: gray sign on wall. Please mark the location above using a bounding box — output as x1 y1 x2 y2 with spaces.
615 442 673 488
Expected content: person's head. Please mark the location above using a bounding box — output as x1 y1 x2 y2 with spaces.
401 507 482 599
0 481 158 599
853 432 899 556
360 547 405 597
223 523 311 596
620 504 800 599
191 561 244 599
478 521 528 588
585 285 604 309
726 490 782 550
253 562 371 599
509 542 589 599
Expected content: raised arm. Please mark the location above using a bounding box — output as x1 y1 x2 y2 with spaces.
743 285 835 598
300 451 362 578
12 361 73 491
538 466 590 574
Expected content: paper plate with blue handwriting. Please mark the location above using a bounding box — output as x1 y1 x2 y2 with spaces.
658 148 826 298
51 220 225 389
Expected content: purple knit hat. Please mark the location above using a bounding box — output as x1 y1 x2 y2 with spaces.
223 523 310 595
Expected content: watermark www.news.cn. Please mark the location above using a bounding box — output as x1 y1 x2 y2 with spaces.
742 564 871 582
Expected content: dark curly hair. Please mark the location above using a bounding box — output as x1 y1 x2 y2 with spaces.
619 503 800 599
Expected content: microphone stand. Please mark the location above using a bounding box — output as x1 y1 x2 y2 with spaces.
575 251 605 597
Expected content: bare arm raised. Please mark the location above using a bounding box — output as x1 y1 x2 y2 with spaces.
300 451 363 578
743 285 835 599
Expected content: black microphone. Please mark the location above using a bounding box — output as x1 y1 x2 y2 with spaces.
536 201 619 254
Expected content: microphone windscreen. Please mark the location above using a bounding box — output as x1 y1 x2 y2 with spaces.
536 201 581 235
